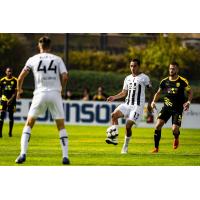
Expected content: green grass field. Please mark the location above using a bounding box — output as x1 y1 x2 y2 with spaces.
0 123 199 166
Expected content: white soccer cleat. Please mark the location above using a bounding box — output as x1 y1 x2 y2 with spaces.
121 145 128 154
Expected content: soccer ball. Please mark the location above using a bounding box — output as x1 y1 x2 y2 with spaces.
106 126 118 138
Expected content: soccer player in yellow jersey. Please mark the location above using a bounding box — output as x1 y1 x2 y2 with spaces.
151 62 193 152
0 68 17 137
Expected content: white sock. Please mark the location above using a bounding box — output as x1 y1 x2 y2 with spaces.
20 126 31 155
124 136 131 147
59 129 68 158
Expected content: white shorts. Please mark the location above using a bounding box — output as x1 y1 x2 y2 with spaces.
116 103 144 124
28 91 64 120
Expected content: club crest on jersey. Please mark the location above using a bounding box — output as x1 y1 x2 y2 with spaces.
176 82 180 87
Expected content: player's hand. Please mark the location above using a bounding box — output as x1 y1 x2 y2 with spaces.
151 101 157 111
183 101 191 111
7 99 11 105
107 96 115 102
17 89 23 99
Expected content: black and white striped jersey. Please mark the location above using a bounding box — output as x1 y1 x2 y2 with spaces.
123 73 151 106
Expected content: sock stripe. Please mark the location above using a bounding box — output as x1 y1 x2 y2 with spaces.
60 136 68 139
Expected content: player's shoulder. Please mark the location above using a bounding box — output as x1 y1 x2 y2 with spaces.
160 76 168 83
179 75 189 84
124 74 132 81
12 76 18 81
140 73 150 79
0 77 6 82
46 53 62 61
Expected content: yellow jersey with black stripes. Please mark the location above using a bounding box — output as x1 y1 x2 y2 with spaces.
0 76 17 101
159 75 191 111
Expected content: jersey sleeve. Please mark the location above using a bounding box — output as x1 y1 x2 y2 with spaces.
144 75 152 88
183 78 191 91
58 58 67 74
122 77 128 90
23 57 33 71
159 79 165 90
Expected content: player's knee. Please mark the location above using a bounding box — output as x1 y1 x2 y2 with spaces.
25 117 36 128
0 111 5 121
172 125 179 133
55 119 65 130
155 120 164 130
111 112 118 120
8 113 14 121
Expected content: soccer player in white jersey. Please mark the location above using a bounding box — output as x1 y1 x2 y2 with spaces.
15 36 70 165
106 59 153 154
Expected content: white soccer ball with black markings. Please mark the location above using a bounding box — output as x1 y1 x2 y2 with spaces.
106 127 118 138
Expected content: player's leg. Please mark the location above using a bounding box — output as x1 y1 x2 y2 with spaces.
152 119 165 152
152 107 171 153
15 117 36 163
8 110 14 137
16 93 45 164
8 104 16 137
0 111 6 138
121 105 143 154
48 91 70 165
106 108 124 145
121 120 135 154
172 113 182 149
0 101 6 138
55 119 70 165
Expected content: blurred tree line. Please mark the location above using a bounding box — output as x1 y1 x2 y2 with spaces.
0 33 199 102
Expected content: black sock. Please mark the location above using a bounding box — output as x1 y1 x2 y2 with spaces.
9 120 14 136
154 130 161 148
8 111 14 136
173 131 180 139
0 112 5 136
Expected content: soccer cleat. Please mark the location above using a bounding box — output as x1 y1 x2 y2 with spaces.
62 157 70 165
15 154 26 164
121 145 128 154
151 147 159 153
105 137 118 145
173 138 179 149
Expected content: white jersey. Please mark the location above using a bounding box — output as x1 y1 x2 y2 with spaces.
123 73 151 106
24 53 67 94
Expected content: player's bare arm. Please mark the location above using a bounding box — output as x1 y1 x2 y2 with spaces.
107 89 127 102
60 72 68 96
146 85 154 112
17 69 29 99
151 88 162 110
183 88 193 111
7 91 17 105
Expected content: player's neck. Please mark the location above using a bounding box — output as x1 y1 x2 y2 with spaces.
132 71 141 77
40 49 50 53
6 75 12 79
169 74 179 81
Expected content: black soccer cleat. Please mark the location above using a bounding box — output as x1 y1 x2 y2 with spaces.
105 137 118 145
62 157 70 165
15 154 26 164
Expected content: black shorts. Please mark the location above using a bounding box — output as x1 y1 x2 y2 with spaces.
157 106 183 127
0 100 16 112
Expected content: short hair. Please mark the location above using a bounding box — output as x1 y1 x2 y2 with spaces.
131 58 140 66
170 61 179 68
38 36 51 49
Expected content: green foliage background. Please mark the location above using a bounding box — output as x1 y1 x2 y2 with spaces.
0 33 199 101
